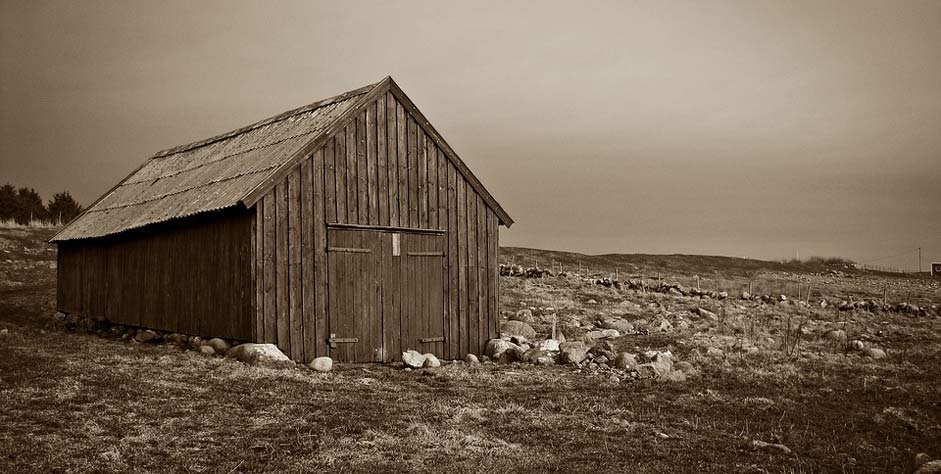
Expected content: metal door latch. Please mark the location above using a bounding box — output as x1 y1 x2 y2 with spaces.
328 333 359 348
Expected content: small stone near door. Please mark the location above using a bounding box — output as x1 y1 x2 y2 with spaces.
423 353 441 368
402 350 426 369
310 356 333 372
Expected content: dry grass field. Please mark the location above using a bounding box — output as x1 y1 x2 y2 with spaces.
1 227 939 473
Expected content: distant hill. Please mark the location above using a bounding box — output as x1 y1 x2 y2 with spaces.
500 246 856 278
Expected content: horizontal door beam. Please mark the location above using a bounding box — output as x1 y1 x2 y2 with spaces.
327 223 446 235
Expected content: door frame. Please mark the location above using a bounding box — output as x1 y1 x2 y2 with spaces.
326 223 447 363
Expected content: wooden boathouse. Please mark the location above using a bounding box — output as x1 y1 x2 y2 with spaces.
51 77 513 363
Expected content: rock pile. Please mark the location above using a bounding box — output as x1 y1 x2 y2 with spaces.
47 312 313 369
499 264 553 278
481 331 694 382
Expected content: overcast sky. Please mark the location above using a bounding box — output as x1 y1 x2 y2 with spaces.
2 0 939 270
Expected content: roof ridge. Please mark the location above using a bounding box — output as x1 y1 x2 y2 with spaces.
151 80 383 159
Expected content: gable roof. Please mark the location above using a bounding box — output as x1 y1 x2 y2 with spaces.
52 77 512 242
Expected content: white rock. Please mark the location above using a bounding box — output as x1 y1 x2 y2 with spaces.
224 343 292 367
310 356 333 372
402 350 426 369
422 353 441 368
537 339 560 352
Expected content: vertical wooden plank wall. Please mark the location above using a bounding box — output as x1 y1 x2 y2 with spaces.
55 210 254 340
254 93 501 361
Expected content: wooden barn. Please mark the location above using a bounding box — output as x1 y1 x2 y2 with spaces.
51 77 513 363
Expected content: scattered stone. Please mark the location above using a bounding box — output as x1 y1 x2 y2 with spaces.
500 320 536 339
660 370 687 382
823 329 846 342
510 335 529 346
614 352 637 369
751 439 792 455
198 345 217 356
537 339 560 352
207 338 231 354
674 361 699 376
861 347 886 359
402 350 426 369
187 336 204 350
599 318 634 333
464 354 480 365
586 299 598 305
655 319 673 332
134 330 159 343
696 308 718 321
915 461 941 474
485 339 520 360
0 328 8 336
705 347 725 358
512 309 534 322
741 291 751 299
559 341 590 365
423 353 441 368
310 356 333 372
847 340 865 351
718 291 728 300
594 355 609 365
225 343 292 367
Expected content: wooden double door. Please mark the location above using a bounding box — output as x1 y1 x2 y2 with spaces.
326 227 445 363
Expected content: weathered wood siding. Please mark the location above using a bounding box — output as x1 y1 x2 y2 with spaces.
254 91 500 361
56 209 254 339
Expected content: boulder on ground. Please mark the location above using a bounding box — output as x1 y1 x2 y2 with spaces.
614 352 637 369
861 347 886 359
464 354 480 365
423 353 441 368
310 356 333 372
823 329 846 342
511 309 534 322
537 339 560 352
706 347 725 357
134 330 159 343
207 338 231 354
225 343 292 367
599 318 634 333
559 341 590 365
915 461 941 474
500 320 536 339
847 340 865 351
402 350 426 369
641 351 675 373
187 336 204 350
696 308 718 321
165 333 188 346
674 361 699 376
484 339 520 360
198 345 217 356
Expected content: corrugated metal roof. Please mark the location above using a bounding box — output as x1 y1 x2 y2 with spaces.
52 84 372 241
